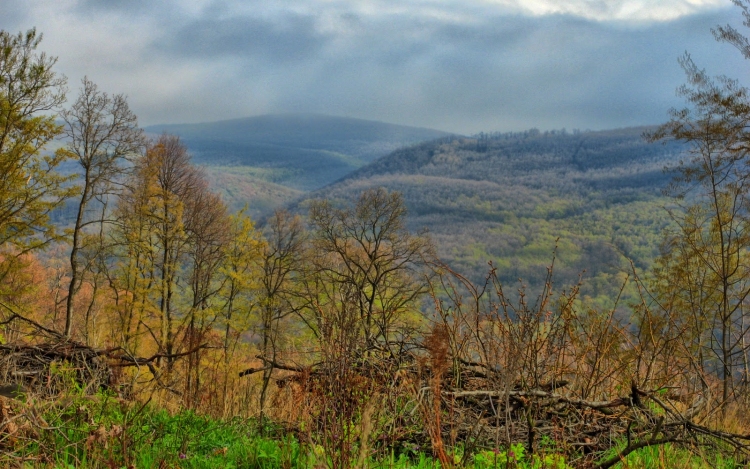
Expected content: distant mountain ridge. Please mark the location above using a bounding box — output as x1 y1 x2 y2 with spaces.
145 113 453 194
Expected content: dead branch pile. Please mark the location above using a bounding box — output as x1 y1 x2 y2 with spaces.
434 378 744 469
0 342 112 397
0 313 213 399
244 351 750 468
239 259 750 467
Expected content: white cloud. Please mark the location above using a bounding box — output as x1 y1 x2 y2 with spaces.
500 0 728 22
290 0 730 22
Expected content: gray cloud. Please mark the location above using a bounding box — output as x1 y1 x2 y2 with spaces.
1 0 32 30
0 1 747 134
77 0 158 13
165 14 330 62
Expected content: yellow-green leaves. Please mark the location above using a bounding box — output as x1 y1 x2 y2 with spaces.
0 28 73 284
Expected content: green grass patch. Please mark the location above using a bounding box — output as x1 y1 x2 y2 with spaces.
599 442 742 469
4 394 742 469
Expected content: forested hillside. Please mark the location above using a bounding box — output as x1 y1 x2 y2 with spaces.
146 114 452 215
297 127 686 303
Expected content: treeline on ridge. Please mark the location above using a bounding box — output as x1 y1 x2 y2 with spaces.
297 125 686 304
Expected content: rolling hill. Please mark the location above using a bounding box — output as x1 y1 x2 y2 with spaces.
145 114 453 211
292 127 687 305
144 114 689 303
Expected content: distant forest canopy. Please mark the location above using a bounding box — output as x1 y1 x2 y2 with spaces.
293 126 688 304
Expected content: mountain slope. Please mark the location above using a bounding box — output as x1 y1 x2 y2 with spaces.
145 113 453 195
294 127 687 304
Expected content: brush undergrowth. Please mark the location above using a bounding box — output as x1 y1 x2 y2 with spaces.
0 392 742 468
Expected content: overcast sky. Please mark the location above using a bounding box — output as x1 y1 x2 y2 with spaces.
3 0 749 134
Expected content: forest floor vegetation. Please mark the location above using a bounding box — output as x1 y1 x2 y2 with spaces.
0 389 743 469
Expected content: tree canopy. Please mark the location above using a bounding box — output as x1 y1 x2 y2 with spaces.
0 28 75 291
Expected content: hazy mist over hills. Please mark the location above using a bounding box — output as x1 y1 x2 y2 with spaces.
147 114 452 161
53 108 686 302
142 114 451 217
12 0 736 303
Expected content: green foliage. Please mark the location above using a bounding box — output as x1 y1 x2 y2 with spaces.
2 392 744 469
601 442 742 469
473 444 570 469
3 396 446 468
3 394 301 469
0 28 75 282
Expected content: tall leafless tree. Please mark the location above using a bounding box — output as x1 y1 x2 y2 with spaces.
61 77 145 339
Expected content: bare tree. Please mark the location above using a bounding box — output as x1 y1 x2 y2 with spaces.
61 77 145 339
182 181 231 408
306 188 432 356
648 6 750 402
118 135 205 369
257 210 306 433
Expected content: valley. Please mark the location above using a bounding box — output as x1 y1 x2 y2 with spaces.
145 113 452 217
158 117 686 304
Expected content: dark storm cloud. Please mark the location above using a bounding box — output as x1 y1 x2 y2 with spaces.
0 1 746 133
